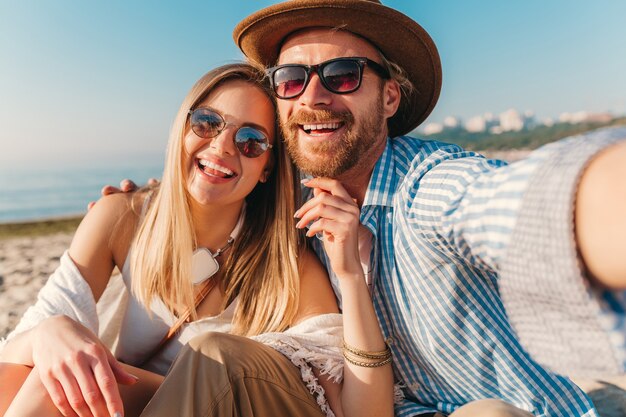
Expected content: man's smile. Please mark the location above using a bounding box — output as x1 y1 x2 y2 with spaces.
299 121 345 138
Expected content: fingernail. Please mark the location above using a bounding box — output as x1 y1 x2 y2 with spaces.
293 210 300 218
113 412 122 417
295 220 302 228
129 373 139 380
301 178 311 184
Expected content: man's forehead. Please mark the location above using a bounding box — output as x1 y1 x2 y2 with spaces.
277 27 380 64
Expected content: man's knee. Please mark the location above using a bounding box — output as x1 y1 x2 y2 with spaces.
450 399 534 417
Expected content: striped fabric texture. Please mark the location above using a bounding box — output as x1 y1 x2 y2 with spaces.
309 127 626 416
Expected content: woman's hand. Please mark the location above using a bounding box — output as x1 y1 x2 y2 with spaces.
295 178 362 279
31 315 138 417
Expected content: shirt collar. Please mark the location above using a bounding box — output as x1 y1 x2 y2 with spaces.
362 137 396 209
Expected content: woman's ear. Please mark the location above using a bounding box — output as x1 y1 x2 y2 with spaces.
259 156 274 183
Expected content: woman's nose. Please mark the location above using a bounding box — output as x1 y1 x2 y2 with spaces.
209 126 238 156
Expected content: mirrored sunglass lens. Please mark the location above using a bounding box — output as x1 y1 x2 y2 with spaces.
323 60 360 92
235 127 269 158
273 67 306 98
191 110 223 137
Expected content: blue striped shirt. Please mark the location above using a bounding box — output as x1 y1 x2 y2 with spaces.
310 128 626 416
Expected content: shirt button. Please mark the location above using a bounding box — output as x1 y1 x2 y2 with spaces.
385 336 394 346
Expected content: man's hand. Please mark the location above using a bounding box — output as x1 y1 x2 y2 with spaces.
87 178 159 210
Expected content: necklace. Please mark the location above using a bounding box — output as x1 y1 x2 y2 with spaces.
191 213 244 285
191 237 235 285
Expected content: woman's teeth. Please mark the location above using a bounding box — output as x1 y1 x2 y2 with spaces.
198 159 235 178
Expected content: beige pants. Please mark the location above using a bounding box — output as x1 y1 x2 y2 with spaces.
139 332 325 417
138 332 536 417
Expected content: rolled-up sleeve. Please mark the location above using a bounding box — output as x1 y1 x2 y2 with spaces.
498 126 626 377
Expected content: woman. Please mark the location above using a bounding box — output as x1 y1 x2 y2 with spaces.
0 63 393 417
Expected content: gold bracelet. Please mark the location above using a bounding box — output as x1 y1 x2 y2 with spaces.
343 340 391 360
343 352 393 368
343 348 391 364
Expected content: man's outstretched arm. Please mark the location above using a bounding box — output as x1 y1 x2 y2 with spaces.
576 140 626 289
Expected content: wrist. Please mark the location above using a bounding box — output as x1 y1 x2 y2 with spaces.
335 269 365 281
0 330 36 366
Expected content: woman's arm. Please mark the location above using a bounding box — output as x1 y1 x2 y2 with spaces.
3 361 164 417
0 192 136 364
1 193 140 417
295 178 394 417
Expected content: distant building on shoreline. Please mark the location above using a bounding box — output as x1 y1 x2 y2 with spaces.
420 109 617 136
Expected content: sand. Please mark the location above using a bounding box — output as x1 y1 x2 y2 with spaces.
0 232 73 338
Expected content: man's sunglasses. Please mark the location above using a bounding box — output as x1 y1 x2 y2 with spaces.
266 57 390 99
188 108 273 158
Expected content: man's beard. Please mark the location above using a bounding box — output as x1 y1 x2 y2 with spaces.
280 95 385 178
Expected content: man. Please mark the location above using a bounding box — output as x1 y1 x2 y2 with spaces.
129 1 626 416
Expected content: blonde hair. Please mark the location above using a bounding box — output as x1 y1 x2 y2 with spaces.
130 63 302 336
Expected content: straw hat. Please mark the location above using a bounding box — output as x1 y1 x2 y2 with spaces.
233 0 442 136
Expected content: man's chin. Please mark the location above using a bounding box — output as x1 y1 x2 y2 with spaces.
285 134 356 177
296 155 355 178
293 155 331 177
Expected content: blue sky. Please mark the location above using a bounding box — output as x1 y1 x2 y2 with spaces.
1 1 625 167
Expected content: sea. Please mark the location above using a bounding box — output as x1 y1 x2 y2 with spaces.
0 161 164 223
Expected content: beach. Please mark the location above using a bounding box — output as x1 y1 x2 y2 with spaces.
0 219 79 338
0 232 72 338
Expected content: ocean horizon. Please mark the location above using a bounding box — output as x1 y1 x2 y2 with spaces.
0 161 164 223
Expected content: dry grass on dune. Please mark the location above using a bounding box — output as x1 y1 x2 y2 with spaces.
0 216 83 240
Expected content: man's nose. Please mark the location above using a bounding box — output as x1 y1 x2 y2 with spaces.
298 73 332 108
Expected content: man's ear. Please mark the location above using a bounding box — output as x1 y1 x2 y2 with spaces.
382 79 401 119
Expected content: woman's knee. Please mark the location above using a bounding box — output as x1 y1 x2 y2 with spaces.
450 399 534 417
183 332 290 379
185 332 263 372
187 332 247 360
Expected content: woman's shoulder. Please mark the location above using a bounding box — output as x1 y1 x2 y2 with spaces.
293 248 340 324
298 248 325 272
69 191 152 267
297 249 329 286
84 192 144 234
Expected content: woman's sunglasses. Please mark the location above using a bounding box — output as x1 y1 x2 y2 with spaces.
266 57 390 99
188 108 273 158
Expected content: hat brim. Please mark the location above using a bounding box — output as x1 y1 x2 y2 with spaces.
233 1 442 135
